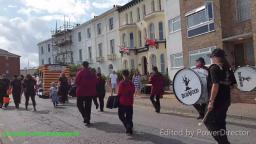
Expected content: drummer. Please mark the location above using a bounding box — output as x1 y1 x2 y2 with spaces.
193 57 209 119
204 48 236 144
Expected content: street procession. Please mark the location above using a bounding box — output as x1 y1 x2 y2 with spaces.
1 0 256 144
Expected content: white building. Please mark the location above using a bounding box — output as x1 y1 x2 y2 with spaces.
38 6 121 76
165 0 183 80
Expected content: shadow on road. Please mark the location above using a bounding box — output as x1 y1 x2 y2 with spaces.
33 110 50 114
92 122 186 144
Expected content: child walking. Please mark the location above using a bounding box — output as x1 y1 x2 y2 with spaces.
50 82 59 107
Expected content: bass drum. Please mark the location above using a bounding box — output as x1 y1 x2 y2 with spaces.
173 68 208 105
234 66 256 91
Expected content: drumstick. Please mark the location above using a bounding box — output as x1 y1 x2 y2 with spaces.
198 110 210 126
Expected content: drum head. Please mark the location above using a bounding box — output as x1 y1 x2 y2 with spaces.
234 66 256 91
173 68 203 105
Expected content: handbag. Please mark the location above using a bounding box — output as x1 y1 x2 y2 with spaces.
106 95 119 109
3 97 11 104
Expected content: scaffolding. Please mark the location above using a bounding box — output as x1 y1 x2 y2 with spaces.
51 20 75 65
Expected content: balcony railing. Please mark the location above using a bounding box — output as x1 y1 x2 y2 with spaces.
96 57 104 63
107 54 117 61
53 39 72 47
144 11 164 21
119 23 137 31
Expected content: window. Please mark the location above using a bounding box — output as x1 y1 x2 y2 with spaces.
149 23 155 39
122 33 127 47
41 46 44 54
186 2 214 38
158 0 162 11
124 60 128 69
159 22 164 40
130 59 135 70
125 14 129 24
48 44 51 52
48 58 51 64
87 28 91 38
138 31 142 47
78 32 81 42
168 16 181 33
88 47 92 60
143 5 146 17
150 55 157 67
130 32 134 48
130 11 133 23
42 59 44 65
236 0 251 22
98 43 103 57
137 7 141 22
144 28 147 43
160 54 165 73
79 49 83 61
110 39 115 54
109 17 114 30
151 0 155 12
97 23 102 35
170 53 183 68
189 47 215 67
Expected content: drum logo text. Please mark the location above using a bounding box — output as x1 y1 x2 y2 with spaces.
181 76 199 99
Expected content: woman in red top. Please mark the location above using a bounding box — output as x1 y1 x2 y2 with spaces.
118 70 135 135
149 66 164 113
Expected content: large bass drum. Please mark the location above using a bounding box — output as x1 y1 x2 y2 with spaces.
173 68 208 105
234 66 256 91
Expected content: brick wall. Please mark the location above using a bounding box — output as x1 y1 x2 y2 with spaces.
0 56 20 78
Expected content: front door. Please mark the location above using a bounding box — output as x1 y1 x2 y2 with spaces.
143 57 148 75
234 44 245 67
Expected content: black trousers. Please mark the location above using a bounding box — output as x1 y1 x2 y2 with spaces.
25 94 36 107
77 96 93 123
93 94 105 111
118 105 133 131
204 102 230 144
193 103 207 117
13 92 21 108
150 95 161 112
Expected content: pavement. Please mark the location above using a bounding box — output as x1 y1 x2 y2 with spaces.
0 96 256 144
130 92 256 122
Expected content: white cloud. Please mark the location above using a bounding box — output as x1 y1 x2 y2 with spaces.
7 5 17 8
92 0 129 9
20 0 92 19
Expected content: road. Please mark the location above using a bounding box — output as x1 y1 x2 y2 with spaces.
0 96 255 144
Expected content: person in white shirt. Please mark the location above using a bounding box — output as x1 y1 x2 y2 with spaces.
109 71 118 96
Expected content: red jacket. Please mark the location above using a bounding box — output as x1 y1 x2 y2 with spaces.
118 80 135 106
76 68 97 97
150 73 164 96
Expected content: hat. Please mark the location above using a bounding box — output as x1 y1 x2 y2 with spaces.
209 48 226 58
196 57 205 64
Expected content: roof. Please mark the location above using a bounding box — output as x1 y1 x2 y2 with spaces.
118 0 143 12
0 49 20 57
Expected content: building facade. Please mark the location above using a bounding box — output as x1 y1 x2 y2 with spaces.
38 6 121 76
118 0 168 75
0 49 20 78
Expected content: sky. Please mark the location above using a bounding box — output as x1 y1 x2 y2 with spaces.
0 0 130 69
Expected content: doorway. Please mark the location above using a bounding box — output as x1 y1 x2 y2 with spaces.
234 44 245 67
142 56 148 75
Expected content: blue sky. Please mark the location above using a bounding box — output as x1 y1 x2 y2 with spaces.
0 0 129 68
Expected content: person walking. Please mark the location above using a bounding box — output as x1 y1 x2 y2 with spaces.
50 82 59 108
109 71 118 96
96 73 106 112
118 70 135 135
76 61 97 126
0 74 5 108
11 75 22 109
132 70 142 97
23 74 37 111
149 67 164 113
204 48 236 144
193 57 209 119
58 73 69 104
91 68 99 109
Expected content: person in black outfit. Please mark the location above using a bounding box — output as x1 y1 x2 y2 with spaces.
193 57 209 119
23 74 37 111
11 75 22 109
91 68 99 109
0 74 10 108
95 73 106 112
204 48 236 144
58 73 69 104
